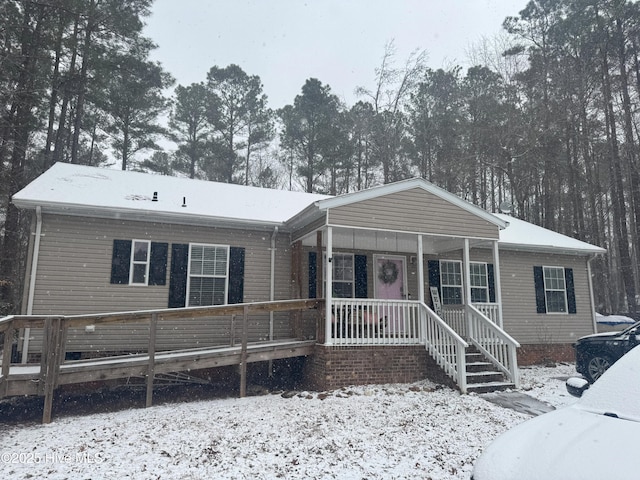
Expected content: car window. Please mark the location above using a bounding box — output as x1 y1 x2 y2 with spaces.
577 344 640 422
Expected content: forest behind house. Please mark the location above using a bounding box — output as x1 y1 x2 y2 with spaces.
1 0 638 319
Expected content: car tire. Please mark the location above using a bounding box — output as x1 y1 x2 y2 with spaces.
586 355 612 383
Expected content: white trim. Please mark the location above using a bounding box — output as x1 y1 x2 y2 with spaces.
129 239 151 286
316 178 507 229
542 265 569 315
185 243 230 307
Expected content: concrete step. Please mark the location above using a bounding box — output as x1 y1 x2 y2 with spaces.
466 361 494 373
466 371 505 384
467 381 515 394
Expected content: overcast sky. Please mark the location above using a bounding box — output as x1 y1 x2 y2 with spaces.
143 0 530 109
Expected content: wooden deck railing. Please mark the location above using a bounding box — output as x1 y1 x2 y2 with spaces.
0 299 321 423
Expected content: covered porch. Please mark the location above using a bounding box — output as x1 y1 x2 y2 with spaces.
288 180 520 393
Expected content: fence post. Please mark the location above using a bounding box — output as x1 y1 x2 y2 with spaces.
42 316 64 424
146 313 158 408
239 305 249 398
1 322 14 397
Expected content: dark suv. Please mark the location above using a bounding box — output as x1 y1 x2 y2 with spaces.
574 321 640 382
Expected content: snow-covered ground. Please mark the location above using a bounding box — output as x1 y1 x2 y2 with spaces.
0 363 578 480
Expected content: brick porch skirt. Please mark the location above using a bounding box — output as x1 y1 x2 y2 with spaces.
302 344 455 391
517 343 576 365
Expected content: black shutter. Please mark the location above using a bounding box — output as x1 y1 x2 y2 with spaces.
228 247 245 304
354 255 367 298
487 264 496 303
565 268 577 314
308 252 317 298
168 244 189 308
428 260 440 307
149 242 168 286
110 240 132 284
533 266 546 313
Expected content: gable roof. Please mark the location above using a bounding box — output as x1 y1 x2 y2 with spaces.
314 177 507 229
12 163 330 229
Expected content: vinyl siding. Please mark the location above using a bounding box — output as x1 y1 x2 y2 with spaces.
497 251 595 344
328 187 499 239
25 214 295 353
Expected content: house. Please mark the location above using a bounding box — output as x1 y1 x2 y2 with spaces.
10 162 606 392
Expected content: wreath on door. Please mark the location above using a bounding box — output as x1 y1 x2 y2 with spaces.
378 260 399 285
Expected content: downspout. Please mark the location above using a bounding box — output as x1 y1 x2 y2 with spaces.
268 226 278 377
269 226 278 339
22 206 42 363
587 255 598 334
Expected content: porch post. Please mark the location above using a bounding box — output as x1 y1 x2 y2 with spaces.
417 234 425 303
324 226 333 345
463 238 472 305
492 240 504 328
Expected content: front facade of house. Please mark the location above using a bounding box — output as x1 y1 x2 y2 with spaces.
11 163 606 391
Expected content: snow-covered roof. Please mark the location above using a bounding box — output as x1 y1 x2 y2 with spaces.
12 163 330 229
12 163 606 255
494 213 606 255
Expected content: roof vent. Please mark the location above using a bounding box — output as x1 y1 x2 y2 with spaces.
182 196 187 207
152 192 158 202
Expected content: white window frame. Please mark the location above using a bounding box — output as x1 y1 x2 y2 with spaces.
440 260 463 305
470 262 489 303
186 243 230 307
129 239 151 286
543 266 568 314
323 252 355 298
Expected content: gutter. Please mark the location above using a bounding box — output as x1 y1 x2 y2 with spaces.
22 206 42 363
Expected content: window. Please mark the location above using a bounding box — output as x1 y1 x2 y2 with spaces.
110 240 168 286
470 262 488 303
187 244 229 307
543 266 567 313
440 260 462 304
129 240 151 285
325 253 354 298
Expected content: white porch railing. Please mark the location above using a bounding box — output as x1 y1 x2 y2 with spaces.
330 299 422 346
474 302 500 325
466 304 520 388
328 299 469 392
419 302 469 393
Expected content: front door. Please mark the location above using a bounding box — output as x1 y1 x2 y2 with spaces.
374 255 407 333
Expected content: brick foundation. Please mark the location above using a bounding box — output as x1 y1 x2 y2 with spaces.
302 344 455 391
517 343 575 365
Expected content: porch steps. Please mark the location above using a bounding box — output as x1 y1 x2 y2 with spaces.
465 347 515 394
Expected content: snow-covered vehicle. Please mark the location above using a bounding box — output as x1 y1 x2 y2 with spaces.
472 344 640 480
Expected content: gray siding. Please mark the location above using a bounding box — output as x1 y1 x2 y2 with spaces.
498 251 595 344
25 214 295 353
328 188 499 239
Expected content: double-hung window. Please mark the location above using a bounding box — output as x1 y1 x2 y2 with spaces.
187 244 229 306
543 266 567 313
440 260 462 304
325 253 355 298
470 262 488 303
129 240 151 285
